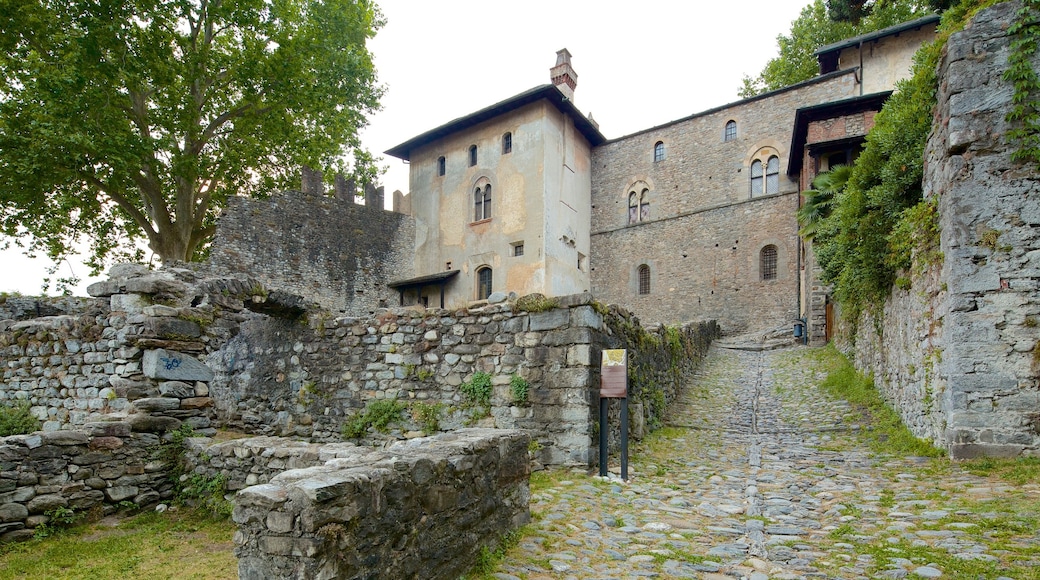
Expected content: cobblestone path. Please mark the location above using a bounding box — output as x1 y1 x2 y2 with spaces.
490 346 1040 580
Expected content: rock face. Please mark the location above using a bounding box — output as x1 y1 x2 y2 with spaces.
232 429 531 580
846 1 1040 458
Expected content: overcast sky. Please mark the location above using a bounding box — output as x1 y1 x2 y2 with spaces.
0 0 811 296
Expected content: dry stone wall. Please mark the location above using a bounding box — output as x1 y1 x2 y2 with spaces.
0 422 171 542
232 429 530 580
844 1 1040 458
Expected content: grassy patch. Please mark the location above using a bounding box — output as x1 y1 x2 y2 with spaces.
0 400 40 436
962 456 1040 485
0 510 236 579
815 345 943 457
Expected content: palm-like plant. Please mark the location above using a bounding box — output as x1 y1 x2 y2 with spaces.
798 164 853 240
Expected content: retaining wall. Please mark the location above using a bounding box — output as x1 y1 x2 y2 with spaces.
843 1 1040 458
232 429 530 580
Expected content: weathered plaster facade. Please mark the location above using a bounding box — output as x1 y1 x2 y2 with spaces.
404 99 595 305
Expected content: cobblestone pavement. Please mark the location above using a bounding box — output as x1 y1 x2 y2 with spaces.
490 346 1040 580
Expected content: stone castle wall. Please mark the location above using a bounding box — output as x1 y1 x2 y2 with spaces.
844 1 1040 458
591 72 859 332
208 181 415 317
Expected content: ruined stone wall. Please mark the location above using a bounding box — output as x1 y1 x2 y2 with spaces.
207 292 718 467
232 429 529 580
844 1 1040 458
208 185 415 316
591 72 858 331
0 423 173 542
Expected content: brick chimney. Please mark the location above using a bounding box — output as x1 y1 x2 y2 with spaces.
550 48 578 101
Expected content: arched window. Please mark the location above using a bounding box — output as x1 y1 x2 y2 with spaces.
469 145 477 167
750 160 763 196
477 267 493 300
474 184 491 221
638 264 651 295
765 155 780 194
653 141 665 163
502 132 512 155
437 156 445 176
760 245 778 281
724 120 737 142
628 188 650 224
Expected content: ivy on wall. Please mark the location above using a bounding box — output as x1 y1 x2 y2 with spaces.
808 0 1004 326
1005 0 1040 168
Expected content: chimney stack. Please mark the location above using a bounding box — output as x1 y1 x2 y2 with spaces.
550 48 578 101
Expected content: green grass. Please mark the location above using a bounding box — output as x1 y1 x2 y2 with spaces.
0 510 236 580
814 345 943 457
962 456 1040 485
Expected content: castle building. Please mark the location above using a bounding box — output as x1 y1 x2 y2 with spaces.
382 16 939 336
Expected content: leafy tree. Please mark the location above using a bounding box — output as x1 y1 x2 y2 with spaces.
0 0 384 286
739 0 928 98
828 0 955 23
798 164 851 240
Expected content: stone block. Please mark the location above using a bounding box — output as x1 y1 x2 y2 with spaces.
158 381 195 399
84 422 131 438
132 398 182 413
569 306 603 329
127 414 182 434
180 397 213 410
110 294 148 314
104 486 139 502
0 503 28 523
25 494 67 515
529 309 570 331
142 349 214 382
40 431 89 446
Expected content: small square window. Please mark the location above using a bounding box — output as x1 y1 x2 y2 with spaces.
512 242 524 257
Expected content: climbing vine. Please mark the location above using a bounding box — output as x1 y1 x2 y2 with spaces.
1004 0 1040 168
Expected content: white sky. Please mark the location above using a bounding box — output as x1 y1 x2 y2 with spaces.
0 0 811 297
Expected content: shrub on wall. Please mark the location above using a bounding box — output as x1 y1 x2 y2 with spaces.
812 0 1002 324
0 401 40 436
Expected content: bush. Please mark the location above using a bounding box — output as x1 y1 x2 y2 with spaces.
460 372 493 407
0 401 40 436
341 399 406 439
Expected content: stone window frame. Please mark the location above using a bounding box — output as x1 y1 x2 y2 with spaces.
627 182 650 225
473 182 491 222
724 120 737 142
760 244 778 281
512 241 524 257
653 141 665 163
476 266 493 300
748 147 781 197
637 264 651 295
437 156 445 176
502 132 512 155
468 144 477 167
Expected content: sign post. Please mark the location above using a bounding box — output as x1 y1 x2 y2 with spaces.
599 349 629 481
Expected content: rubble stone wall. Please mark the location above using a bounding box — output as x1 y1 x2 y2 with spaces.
0 422 171 542
232 429 530 580
207 184 415 317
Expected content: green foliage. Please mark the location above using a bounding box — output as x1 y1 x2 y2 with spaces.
341 398 406 439
0 0 384 284
739 0 925 97
509 374 529 405
798 165 852 240
416 368 435 381
461 527 526 579
1004 0 1040 168
33 506 79 539
460 372 493 407
178 473 233 519
409 401 445 435
962 456 1040 485
514 294 560 313
812 0 999 321
0 400 40 436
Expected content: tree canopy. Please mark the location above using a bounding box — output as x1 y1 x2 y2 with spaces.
0 0 384 287
739 0 931 98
